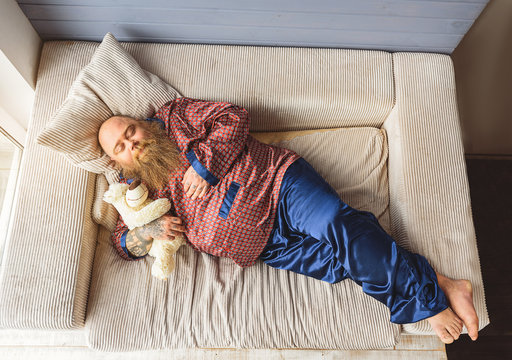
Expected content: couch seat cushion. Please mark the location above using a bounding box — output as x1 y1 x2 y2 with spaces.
86 126 400 351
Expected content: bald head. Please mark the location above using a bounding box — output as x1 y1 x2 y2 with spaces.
98 116 131 155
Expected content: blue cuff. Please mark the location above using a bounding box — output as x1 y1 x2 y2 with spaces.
219 182 241 219
186 149 220 186
118 173 135 185
120 230 146 260
145 117 166 129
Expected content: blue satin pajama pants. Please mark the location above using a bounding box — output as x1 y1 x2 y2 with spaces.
259 158 449 324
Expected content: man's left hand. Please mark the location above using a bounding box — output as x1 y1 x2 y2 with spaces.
182 166 210 200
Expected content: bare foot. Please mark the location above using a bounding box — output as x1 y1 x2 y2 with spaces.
436 273 479 341
427 307 463 344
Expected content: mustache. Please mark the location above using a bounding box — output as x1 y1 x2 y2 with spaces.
122 121 182 190
132 139 154 160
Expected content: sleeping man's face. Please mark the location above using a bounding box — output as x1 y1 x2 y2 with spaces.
98 116 181 189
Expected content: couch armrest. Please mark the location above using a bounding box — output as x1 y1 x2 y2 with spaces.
0 118 97 330
383 53 489 334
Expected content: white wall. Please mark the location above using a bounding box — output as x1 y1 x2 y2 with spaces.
0 0 42 146
1 0 41 89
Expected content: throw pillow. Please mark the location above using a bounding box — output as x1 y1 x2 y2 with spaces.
36 32 181 184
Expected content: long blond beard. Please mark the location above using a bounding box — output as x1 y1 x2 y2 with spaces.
122 120 182 190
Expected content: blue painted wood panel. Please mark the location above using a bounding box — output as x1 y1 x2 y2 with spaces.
16 0 490 53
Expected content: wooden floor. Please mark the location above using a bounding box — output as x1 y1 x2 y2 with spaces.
445 158 512 360
0 329 446 359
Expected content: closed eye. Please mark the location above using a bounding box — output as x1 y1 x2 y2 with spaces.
113 123 135 155
114 143 124 154
126 125 135 138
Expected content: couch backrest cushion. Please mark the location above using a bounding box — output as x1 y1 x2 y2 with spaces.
147 44 395 131
36 33 394 186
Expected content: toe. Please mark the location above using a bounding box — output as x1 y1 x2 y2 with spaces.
454 321 463 334
438 329 454 344
447 324 460 340
466 319 479 340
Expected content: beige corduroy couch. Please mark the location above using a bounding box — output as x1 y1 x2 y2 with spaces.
0 37 489 352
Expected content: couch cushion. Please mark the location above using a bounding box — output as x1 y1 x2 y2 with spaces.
86 127 400 350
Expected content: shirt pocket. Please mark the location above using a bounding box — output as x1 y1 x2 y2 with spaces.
223 182 269 230
219 182 241 219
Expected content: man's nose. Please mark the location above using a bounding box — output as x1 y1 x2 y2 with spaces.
127 139 138 151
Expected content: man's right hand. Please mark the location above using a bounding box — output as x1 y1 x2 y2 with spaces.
144 215 186 241
125 215 186 258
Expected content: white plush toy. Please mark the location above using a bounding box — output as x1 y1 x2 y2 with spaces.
103 179 184 280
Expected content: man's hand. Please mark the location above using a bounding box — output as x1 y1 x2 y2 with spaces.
125 215 185 258
146 215 186 242
182 166 210 199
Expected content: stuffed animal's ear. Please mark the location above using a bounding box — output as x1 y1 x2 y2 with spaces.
103 187 117 204
103 183 128 203
103 189 114 204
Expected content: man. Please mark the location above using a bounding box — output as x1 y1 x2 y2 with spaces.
98 96 479 344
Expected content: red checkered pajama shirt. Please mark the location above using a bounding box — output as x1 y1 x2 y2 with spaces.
111 97 300 267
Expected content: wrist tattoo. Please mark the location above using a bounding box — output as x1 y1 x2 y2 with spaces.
125 227 153 257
